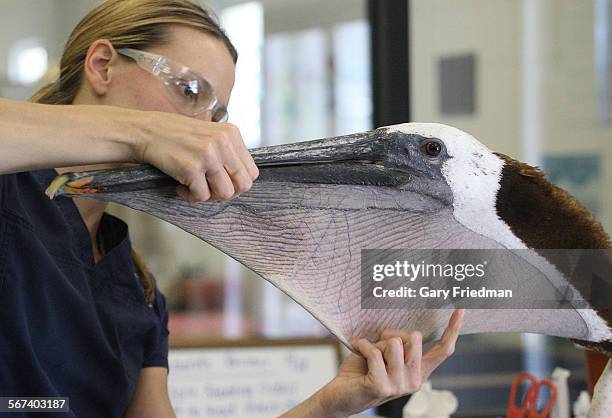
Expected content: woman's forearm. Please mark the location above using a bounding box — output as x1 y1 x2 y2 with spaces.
0 98 143 174
0 97 259 203
279 383 344 418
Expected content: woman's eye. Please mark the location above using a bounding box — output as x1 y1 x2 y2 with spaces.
179 80 200 102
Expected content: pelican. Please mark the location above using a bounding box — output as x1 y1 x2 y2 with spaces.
47 123 612 416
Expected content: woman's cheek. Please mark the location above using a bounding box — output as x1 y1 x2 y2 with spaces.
132 91 178 114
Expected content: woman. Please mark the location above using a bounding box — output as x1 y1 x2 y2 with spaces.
0 0 463 417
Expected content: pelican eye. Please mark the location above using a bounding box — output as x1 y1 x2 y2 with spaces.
421 140 443 158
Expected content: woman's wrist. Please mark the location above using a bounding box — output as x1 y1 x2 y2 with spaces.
111 106 155 163
279 378 349 418
39 103 142 167
314 378 353 418
73 104 148 164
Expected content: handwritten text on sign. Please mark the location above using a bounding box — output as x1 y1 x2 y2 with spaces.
168 345 338 418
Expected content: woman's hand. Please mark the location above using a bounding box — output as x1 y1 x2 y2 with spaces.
327 309 464 416
0 99 258 203
281 309 464 418
133 111 259 203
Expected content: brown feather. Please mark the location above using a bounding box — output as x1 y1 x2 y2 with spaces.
494 152 610 250
494 152 612 356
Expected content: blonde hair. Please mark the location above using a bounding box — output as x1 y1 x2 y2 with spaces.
31 0 238 303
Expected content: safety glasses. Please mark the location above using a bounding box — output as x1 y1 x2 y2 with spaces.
117 48 228 122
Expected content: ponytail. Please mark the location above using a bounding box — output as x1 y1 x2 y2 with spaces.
131 248 156 305
29 82 58 104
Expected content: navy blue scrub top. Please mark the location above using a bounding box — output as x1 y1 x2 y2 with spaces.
0 169 169 417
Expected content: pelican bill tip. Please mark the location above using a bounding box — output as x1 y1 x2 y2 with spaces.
45 174 97 199
45 174 70 199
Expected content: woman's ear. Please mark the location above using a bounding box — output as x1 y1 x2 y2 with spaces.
83 39 118 96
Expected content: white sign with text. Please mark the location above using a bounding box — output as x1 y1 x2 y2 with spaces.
168 343 338 418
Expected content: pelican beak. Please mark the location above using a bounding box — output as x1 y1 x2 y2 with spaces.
46 128 416 198
46 127 451 207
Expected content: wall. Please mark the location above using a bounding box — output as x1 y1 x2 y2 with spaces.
0 0 62 99
0 0 103 99
411 0 612 234
543 0 612 232
210 0 365 34
411 0 521 157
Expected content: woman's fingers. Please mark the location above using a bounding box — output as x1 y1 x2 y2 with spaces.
370 310 463 395
141 116 258 203
221 122 259 180
218 153 253 199
403 332 423 392
342 315 462 414
355 338 389 388
204 125 256 201
380 329 423 364
357 332 424 398
377 333 423 394
421 309 464 379
176 183 210 204
381 337 405 384
213 124 256 199
195 144 253 202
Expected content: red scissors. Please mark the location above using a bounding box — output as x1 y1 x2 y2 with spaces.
507 372 558 418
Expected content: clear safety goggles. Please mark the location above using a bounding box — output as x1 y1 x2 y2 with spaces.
117 48 228 122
